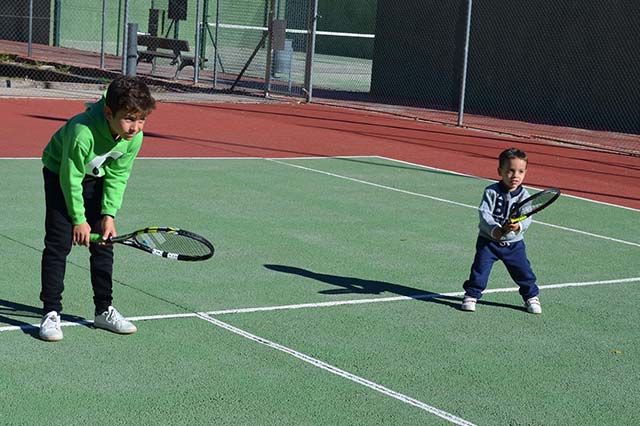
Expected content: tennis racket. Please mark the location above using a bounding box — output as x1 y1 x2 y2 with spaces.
90 227 214 261
507 187 561 224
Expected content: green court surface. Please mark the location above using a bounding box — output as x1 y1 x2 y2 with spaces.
1 157 638 426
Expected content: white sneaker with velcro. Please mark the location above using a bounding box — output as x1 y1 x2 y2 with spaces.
94 306 137 334
39 311 63 342
461 296 477 312
525 297 542 314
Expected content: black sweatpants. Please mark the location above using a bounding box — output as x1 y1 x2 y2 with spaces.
41 167 114 315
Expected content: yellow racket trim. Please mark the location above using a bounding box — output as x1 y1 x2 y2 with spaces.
509 215 527 224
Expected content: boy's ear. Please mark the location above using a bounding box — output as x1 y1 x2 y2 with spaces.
104 105 113 119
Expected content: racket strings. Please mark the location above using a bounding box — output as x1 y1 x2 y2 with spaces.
529 191 557 210
514 189 560 217
136 232 212 256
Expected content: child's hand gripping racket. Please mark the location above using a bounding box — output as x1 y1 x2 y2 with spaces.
90 226 214 261
505 187 561 226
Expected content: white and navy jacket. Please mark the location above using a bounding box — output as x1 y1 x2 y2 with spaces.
477 182 532 243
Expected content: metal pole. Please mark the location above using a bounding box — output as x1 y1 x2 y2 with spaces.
200 0 209 65
303 0 318 102
53 0 61 47
27 0 33 57
194 0 203 83
263 0 275 96
100 0 107 69
212 0 221 87
125 23 138 76
457 0 473 127
116 0 122 56
121 0 130 74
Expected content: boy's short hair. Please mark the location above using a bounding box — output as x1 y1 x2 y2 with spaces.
499 147 528 169
105 76 156 116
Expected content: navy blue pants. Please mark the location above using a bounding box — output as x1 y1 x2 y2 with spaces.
41 167 114 315
463 237 539 301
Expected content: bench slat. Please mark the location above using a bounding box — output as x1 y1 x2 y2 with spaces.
136 34 195 78
137 35 190 52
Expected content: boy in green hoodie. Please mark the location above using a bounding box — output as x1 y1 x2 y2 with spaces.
39 76 156 341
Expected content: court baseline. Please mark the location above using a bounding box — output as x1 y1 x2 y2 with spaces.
2 276 638 334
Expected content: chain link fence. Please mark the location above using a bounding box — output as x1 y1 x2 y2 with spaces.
0 0 638 156
369 0 639 155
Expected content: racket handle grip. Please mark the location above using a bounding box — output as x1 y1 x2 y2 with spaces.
89 233 106 243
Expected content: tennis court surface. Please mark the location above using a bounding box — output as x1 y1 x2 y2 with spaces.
1 99 639 425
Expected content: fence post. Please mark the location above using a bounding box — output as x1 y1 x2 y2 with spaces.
100 0 107 69
212 0 221 87
53 0 61 47
28 0 33 57
194 0 202 83
125 23 138 77
303 0 318 102
457 0 473 127
121 0 130 74
264 0 276 96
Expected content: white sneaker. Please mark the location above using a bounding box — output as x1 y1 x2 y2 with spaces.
525 297 542 314
94 306 137 334
39 311 63 341
461 296 477 312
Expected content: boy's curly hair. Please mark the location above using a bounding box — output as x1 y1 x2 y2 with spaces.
105 76 156 116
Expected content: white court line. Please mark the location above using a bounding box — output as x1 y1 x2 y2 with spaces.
5 155 638 212
195 312 475 426
373 155 640 213
266 158 640 248
205 276 640 315
2 277 638 333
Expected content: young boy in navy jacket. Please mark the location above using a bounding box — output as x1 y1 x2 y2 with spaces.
461 148 542 314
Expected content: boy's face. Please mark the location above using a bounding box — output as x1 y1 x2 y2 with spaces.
105 106 148 141
498 157 527 191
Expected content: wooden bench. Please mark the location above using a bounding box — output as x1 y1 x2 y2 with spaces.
136 34 206 79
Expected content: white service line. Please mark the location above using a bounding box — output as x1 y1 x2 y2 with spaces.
203 276 640 315
374 155 640 212
530 221 640 247
195 312 476 426
3 277 638 333
266 158 640 248
266 158 474 209
8 155 639 213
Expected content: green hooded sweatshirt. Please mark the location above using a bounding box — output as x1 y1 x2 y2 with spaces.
42 94 143 225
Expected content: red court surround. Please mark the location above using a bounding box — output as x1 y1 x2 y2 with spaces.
2 98 638 209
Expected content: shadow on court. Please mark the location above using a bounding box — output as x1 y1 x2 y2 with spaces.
264 264 527 313
0 299 87 338
264 264 461 308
